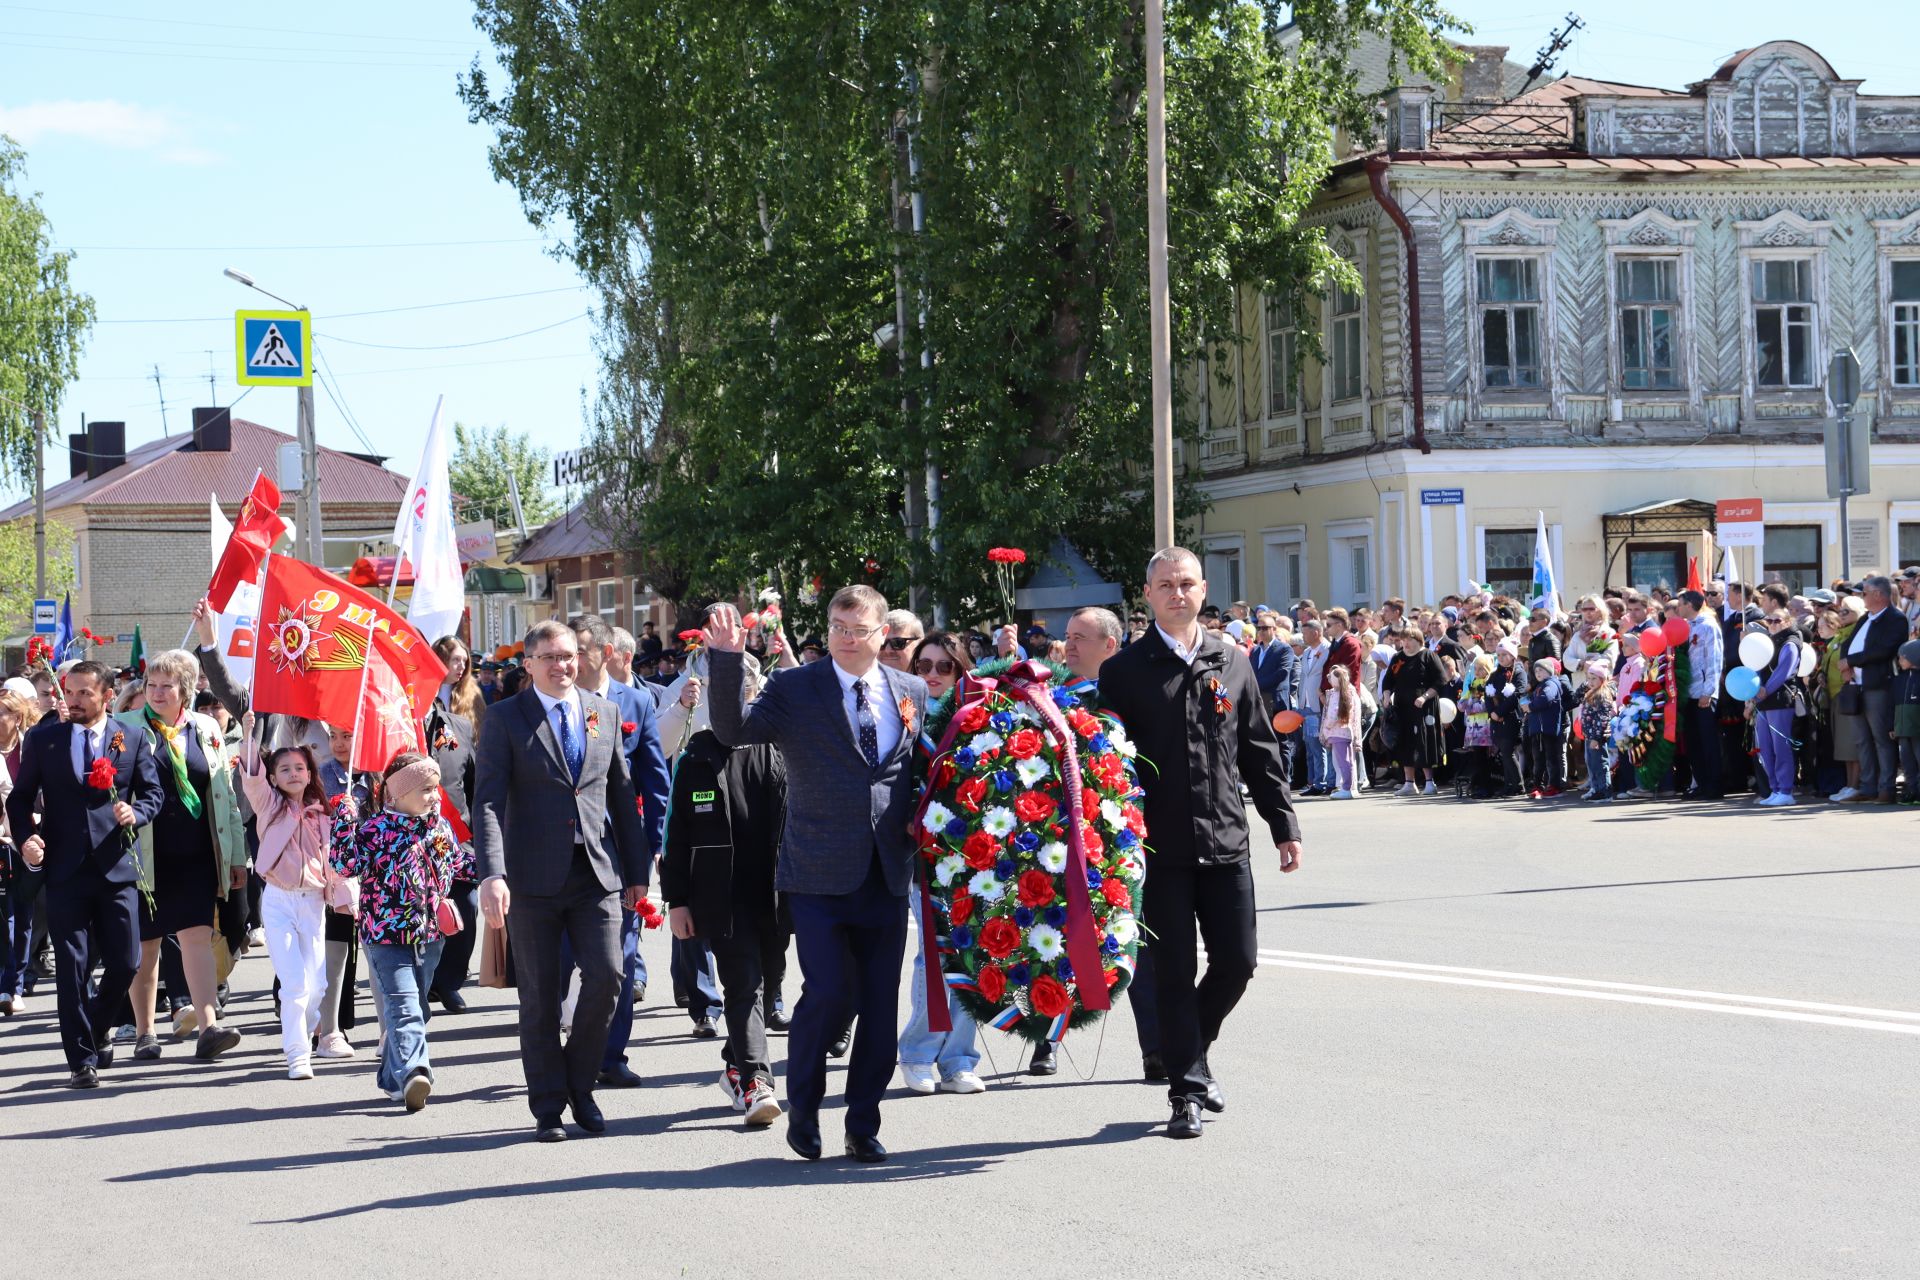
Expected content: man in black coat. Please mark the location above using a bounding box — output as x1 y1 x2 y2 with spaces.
1841 575 1908 803
1098 547 1301 1140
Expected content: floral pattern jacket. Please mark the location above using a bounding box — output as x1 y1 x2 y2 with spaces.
328 805 472 946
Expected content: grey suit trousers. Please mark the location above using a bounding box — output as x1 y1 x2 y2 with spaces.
506 848 623 1119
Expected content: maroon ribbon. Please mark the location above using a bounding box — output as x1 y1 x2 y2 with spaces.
911 661 1111 1034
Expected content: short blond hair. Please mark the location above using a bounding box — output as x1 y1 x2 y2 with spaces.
145 648 201 692
829 584 888 621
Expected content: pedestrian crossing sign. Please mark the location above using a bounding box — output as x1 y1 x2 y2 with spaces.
234 309 312 386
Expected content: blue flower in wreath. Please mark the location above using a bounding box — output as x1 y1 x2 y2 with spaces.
1089 733 1110 753
1057 958 1074 981
1012 830 1040 852
1013 906 1035 928
1102 933 1121 954
945 817 969 838
990 711 1015 734
1086 867 1103 890
996 857 1019 880
1054 690 1079 709
950 926 973 951
1044 905 1067 927
993 769 1016 793
1115 829 1139 850
1008 963 1032 985
954 747 978 771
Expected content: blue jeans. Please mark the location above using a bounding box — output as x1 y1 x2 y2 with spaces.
1583 743 1611 798
365 939 442 1099
1 850 45 998
898 892 979 1075
1301 713 1329 789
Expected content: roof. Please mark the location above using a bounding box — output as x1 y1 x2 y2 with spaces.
512 498 627 564
1378 152 1920 174
1428 75 1686 151
0 417 406 522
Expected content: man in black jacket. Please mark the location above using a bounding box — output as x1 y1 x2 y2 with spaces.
1099 547 1301 1140
1841 575 1908 803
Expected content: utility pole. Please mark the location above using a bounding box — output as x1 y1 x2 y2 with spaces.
153 364 169 433
1146 0 1175 549
297 375 321 565
32 408 46 597
205 350 217 405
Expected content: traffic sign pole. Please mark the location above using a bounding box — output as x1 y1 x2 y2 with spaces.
1829 349 1864 581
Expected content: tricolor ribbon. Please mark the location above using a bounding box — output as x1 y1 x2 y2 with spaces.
1045 1012 1069 1043
988 1005 1025 1033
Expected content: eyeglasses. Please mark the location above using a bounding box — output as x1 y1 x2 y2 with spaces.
528 651 577 665
912 658 957 677
881 637 916 651
827 622 882 640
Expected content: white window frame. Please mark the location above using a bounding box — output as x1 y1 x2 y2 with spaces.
1319 234 1368 416
1325 517 1375 610
1202 535 1245 605
597 580 619 621
1887 501 1920 571
630 578 649 634
1872 211 1920 405
1264 293 1299 417
1599 209 1701 415
1262 525 1308 608
563 583 584 618
1749 258 1819 390
1749 500 1838 584
1459 209 1561 420
1734 211 1832 417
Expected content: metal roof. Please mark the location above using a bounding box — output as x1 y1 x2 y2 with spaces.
1385 153 1920 174
512 498 627 564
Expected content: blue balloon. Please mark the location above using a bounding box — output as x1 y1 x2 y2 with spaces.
1725 667 1762 701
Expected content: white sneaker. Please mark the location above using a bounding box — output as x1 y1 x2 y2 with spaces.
1395 782 1417 796
743 1080 781 1127
1330 789 1354 800
246 928 267 951
1830 786 1858 802
900 1063 939 1095
287 1060 314 1080
719 1066 746 1110
313 1032 355 1059
1421 782 1438 796
938 1070 987 1094
1773 792 1794 805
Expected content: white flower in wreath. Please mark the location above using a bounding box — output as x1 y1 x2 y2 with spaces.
968 870 1008 902
968 731 1004 754
1105 724 1138 757
1116 852 1145 880
981 806 1017 838
1014 755 1051 788
933 854 968 888
1100 797 1127 832
921 801 956 836
1010 702 1041 724
1026 922 1065 961
1105 914 1138 948
1037 841 1069 873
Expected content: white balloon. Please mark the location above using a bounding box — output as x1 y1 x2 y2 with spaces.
1437 697 1459 725
1797 642 1817 679
1738 631 1774 671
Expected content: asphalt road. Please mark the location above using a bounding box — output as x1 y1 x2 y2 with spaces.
3 793 1916 1278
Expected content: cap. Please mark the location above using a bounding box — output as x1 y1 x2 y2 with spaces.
1903 566 1920 579
1441 606 1459 621
1807 588 1837 605
1902 639 1920 666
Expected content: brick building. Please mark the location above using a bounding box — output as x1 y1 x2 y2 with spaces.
509 499 673 644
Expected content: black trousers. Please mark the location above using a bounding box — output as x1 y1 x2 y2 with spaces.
1143 860 1257 1108
48 865 140 1070
1683 700 1724 797
431 880 480 998
785 864 907 1139
1129 943 1161 1058
505 850 623 1119
707 903 786 1086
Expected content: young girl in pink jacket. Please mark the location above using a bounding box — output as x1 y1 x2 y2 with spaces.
239 711 335 1079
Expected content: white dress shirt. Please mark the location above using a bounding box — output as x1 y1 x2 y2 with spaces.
534 685 585 748
1848 606 1889 683
831 662 901 762
1155 623 1203 666
71 718 110 780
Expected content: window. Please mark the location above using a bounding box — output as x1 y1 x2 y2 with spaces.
1763 525 1821 594
1626 545 1686 595
1329 280 1362 402
1752 259 1816 388
597 580 619 620
1204 547 1242 603
1893 261 1920 387
1899 522 1920 569
1618 258 1681 390
563 584 584 617
1482 529 1535 599
631 579 648 634
1266 296 1297 415
1476 258 1541 388
1329 531 1371 608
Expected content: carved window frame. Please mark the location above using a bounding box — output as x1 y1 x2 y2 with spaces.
1598 210 1701 415
1734 212 1833 418
1321 231 1368 414
1459 210 1561 421
1871 210 1920 403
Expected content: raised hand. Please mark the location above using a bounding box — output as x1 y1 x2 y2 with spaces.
704 604 746 654
191 597 217 648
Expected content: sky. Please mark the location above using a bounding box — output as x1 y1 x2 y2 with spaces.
0 1 1914 507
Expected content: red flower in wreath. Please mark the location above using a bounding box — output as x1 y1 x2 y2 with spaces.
955 775 987 814
956 703 989 735
1012 790 1054 823
1090 754 1127 790
976 963 1007 1003
979 916 1021 960
1100 878 1132 911
1123 805 1146 836
949 893 974 927
1080 827 1105 860
1079 787 1102 822
1016 869 1055 908
961 830 1001 869
1068 708 1100 738
932 757 956 791
86 757 116 793
1029 975 1072 1019
1004 728 1043 760
1103 966 1123 989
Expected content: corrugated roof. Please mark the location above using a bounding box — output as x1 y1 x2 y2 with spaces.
0 417 405 522
512 498 626 564
1385 152 1920 173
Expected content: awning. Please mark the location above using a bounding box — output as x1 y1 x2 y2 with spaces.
466 566 527 595
1602 499 1717 582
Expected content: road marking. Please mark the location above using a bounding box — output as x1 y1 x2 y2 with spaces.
1251 948 1920 1036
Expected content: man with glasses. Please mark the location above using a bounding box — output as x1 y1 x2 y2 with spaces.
880 610 924 674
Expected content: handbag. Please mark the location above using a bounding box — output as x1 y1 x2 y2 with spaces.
1836 683 1864 716
434 896 463 935
478 920 510 988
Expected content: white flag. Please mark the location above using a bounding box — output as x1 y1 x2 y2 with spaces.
390 396 466 645
208 494 260 688
1527 511 1561 619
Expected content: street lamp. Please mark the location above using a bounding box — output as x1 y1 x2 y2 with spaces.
222 267 321 566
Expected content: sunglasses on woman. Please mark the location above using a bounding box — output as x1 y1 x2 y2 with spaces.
913 657 957 676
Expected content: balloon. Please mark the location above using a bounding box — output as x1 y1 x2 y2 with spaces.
1273 709 1304 734
1738 631 1774 671
1638 628 1668 658
1662 616 1691 648
1437 697 1458 725
1797 643 1817 679
1725 667 1762 701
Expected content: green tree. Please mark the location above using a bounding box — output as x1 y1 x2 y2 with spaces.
0 516 73 637
0 140 96 486
463 1 1457 618
449 420 560 530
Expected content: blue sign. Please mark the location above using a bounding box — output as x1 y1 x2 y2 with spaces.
31 599 56 634
234 309 312 386
1421 488 1464 506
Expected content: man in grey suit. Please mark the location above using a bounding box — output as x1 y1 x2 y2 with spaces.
705 585 927 1164
475 619 650 1142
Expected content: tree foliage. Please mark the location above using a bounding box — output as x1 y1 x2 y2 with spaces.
0 516 74 638
449 420 560 530
0 141 95 487
463 0 1458 618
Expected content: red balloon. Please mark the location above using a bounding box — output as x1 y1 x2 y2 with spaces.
1662 616 1690 648
1637 628 1668 658
1273 710 1304 734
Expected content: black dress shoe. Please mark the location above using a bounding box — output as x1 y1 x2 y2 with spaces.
435 989 468 1013
533 1113 568 1143
844 1134 888 1163
1028 1043 1058 1076
1141 1052 1167 1081
1167 1099 1203 1138
67 1066 99 1090
786 1117 823 1161
596 1062 643 1088
569 1092 606 1134
828 1028 852 1057
95 1038 116 1070
1202 1078 1225 1114
691 1017 719 1039
765 1005 791 1032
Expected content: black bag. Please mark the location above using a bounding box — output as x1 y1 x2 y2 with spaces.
1836 683 1864 716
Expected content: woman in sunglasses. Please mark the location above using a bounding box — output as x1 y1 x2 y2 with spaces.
909 632 975 705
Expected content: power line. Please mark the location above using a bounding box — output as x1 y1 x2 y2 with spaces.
311 344 382 459
0 3 476 44
59 237 545 252
98 285 589 325
0 38 465 69
0 26 460 58
321 312 589 351
323 352 590 379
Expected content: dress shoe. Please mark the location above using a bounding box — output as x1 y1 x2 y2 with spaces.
1141 1052 1167 1081
765 1004 791 1032
195 1025 242 1061
67 1066 99 1090
1167 1099 1203 1138
1201 1078 1226 1114
434 988 468 1013
95 1038 116 1070
133 1034 162 1061
844 1134 888 1163
786 1116 823 1161
596 1062 643 1088
691 1016 719 1039
569 1092 606 1134
1028 1043 1058 1076
533 1113 568 1143
828 1027 852 1057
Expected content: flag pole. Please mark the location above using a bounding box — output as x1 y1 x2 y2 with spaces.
357 395 445 769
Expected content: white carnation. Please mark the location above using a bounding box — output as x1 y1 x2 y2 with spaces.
933 854 967 888
968 871 1007 902
1038 841 1069 873
1100 797 1127 832
968 731 1004 754
1015 756 1051 787
1026 923 1065 960
981 806 1017 837
921 802 955 836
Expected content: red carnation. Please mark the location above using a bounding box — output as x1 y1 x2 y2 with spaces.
979 916 1021 959
86 757 116 793
1090 754 1127 789
949 893 975 927
961 830 1001 869
1100 878 1132 911
1029 975 1072 1018
1069 709 1099 738
677 629 703 642
976 963 1007 1003
955 775 987 814
986 547 1027 565
932 758 956 790
1123 805 1146 836
1080 827 1105 860
1103 966 1123 989
620 721 637 735
956 703 989 734
1016 869 1056 908
1005 728 1043 760
1012 790 1054 823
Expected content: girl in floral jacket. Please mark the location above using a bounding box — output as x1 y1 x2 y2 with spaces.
329 752 471 1111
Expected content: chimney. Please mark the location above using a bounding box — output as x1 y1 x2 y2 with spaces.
68 432 89 479
1458 44 1510 102
86 420 126 480
191 406 232 452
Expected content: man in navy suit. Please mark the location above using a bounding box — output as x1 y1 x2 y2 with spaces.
706 585 927 1163
6 661 164 1088
566 614 673 1086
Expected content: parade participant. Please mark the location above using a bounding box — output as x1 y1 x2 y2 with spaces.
331 752 470 1111
120 649 247 1062
1840 576 1904 804
880 609 924 674
434 635 487 734
420 676 479 1015
609 627 639 686
0 685 43 1016
1383 624 1447 796
703 586 928 1164
315 721 376 1058
237 712 331 1078
474 620 652 1143
6 661 164 1087
1749 614 1806 806
1676 590 1725 800
1098 547 1300 1140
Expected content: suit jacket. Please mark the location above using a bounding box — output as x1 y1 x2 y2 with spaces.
1321 633 1363 700
706 649 927 897
594 677 671 856
1849 607 1908 690
6 717 165 886
1250 638 1294 712
472 686 651 897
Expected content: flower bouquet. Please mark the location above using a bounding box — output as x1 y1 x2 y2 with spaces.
986 547 1026 621
913 658 1147 1045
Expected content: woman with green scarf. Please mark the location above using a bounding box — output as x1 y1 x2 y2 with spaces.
1820 598 1867 799
120 648 246 1063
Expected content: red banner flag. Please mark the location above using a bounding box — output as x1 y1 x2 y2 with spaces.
1686 556 1702 593
252 556 447 773
208 473 289 611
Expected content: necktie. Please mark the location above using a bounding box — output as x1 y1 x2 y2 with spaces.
853 680 880 771
556 702 584 781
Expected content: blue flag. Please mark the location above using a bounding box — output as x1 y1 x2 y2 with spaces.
53 593 74 661
1528 513 1560 618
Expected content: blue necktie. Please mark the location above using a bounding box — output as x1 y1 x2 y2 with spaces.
556 702 584 782
853 680 880 771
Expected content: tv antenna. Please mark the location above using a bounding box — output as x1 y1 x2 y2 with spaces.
1521 13 1584 92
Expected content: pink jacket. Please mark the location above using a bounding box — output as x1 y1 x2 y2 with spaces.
240 744 333 892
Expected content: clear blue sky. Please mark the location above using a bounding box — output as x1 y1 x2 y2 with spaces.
1 2 1911 504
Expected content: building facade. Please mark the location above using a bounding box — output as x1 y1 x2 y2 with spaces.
509 499 674 646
